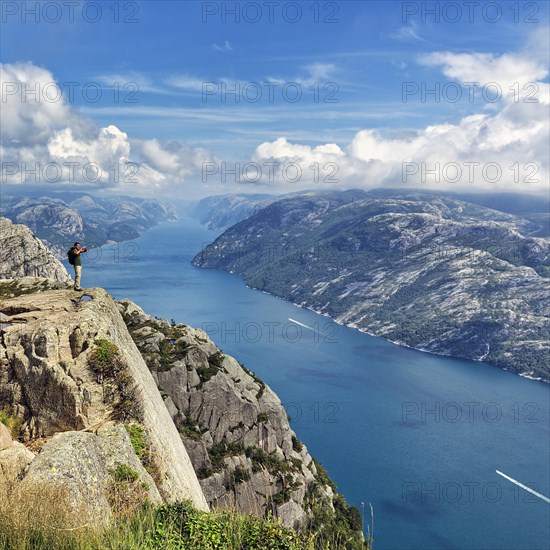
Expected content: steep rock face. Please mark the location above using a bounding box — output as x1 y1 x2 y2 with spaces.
0 218 71 283
0 280 208 512
119 300 339 530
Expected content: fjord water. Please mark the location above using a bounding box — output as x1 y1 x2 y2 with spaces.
74 217 550 550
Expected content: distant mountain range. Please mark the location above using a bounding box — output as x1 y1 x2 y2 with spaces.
0 192 177 258
190 188 550 236
193 189 550 382
190 193 274 232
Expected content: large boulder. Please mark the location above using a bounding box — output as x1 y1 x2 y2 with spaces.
0 422 34 485
22 424 161 524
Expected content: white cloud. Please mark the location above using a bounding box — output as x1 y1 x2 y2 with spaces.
0 62 87 146
1 62 214 193
48 125 131 165
420 27 549 105
140 138 218 177
251 103 548 193
420 51 548 103
268 63 337 87
94 71 165 94
212 41 233 53
390 22 425 42
142 63 337 98
249 39 549 194
140 139 180 173
165 74 206 91
302 63 336 81
254 137 344 161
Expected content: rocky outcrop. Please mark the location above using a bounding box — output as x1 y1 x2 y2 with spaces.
119 299 342 530
0 280 208 517
0 218 71 283
0 273 362 539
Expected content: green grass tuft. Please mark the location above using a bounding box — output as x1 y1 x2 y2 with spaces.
109 463 141 483
0 410 22 438
125 423 146 459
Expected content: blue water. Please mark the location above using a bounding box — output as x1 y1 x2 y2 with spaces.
66 217 550 550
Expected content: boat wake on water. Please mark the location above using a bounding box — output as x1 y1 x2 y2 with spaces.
496 470 550 504
288 317 315 330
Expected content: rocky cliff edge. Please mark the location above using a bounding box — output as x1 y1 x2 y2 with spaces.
0 218 71 284
0 279 208 521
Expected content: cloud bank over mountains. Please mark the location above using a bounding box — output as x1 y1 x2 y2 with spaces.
1 31 548 196
1 62 218 194
253 31 549 193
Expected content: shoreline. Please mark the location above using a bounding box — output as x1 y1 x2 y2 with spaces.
244 283 549 385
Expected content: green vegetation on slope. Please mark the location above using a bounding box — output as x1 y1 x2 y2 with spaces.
0 492 372 550
88 338 143 422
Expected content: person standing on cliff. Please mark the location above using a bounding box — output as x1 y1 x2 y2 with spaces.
68 242 87 291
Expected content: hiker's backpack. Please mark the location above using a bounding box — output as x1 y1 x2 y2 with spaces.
67 248 76 265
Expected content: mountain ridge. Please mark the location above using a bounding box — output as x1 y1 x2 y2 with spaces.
193 191 549 382
0 192 178 258
190 188 550 237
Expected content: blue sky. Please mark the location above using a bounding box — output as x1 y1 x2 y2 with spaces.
1 1 549 197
